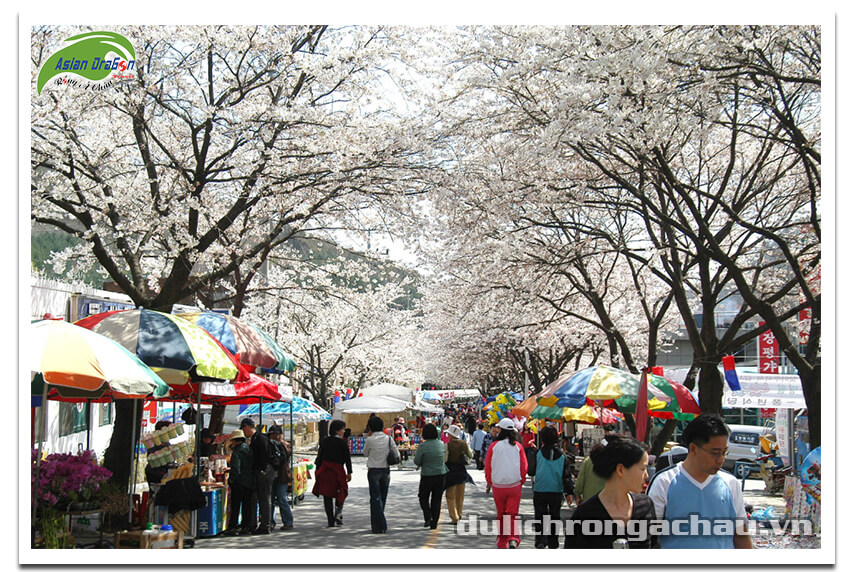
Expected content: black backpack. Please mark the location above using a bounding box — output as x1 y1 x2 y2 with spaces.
269 439 286 469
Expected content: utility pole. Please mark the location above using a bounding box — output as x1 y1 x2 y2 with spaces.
524 350 530 399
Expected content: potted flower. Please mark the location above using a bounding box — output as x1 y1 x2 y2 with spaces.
32 450 112 548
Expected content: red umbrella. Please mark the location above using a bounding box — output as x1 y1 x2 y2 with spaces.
162 374 282 405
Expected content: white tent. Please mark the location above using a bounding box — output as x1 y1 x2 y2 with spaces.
334 394 410 414
359 383 415 402
407 400 444 414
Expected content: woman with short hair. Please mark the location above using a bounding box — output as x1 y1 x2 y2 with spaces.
528 426 574 549
413 423 448 529
312 420 352 527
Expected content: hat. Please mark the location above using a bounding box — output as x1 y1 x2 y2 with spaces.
497 418 516 431
229 429 245 441
268 425 283 434
239 418 256 429
445 425 461 439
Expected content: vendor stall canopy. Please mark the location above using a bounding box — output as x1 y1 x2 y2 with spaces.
240 397 332 422
74 309 243 384
334 394 410 414
30 319 170 401
177 311 296 374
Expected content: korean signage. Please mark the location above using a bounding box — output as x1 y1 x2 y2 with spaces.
775 408 793 464
722 373 806 409
758 321 780 374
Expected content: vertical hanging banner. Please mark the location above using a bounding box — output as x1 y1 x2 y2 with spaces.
758 321 780 374
142 400 158 425
799 307 812 345
775 408 792 464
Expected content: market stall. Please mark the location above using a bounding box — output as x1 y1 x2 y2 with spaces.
29 319 171 548
334 395 410 453
155 376 287 537
238 397 329 505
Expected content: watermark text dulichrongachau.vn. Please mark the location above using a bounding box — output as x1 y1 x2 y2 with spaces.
455 515 815 541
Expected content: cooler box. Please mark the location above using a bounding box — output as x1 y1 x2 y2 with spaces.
196 486 225 537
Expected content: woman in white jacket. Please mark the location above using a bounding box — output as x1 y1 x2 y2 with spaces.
484 417 528 548
363 416 399 533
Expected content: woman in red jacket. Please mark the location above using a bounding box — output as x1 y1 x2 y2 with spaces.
312 420 353 527
484 417 528 548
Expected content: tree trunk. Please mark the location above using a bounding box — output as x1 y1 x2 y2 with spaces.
102 399 142 513
650 419 679 456
800 365 821 450
698 361 724 416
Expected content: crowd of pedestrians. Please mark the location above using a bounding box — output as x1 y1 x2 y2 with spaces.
220 404 751 551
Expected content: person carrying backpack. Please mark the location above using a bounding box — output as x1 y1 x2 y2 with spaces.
527 426 574 549
268 425 294 530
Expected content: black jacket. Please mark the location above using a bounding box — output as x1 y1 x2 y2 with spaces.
249 431 271 473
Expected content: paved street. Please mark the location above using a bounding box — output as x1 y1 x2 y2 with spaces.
191 455 787 550
195 455 539 550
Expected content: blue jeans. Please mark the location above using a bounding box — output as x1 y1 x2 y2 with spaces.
271 481 293 526
367 468 390 533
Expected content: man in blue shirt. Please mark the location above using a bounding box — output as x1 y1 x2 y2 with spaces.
471 422 487 469
647 414 753 549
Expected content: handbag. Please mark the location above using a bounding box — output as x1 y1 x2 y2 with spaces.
386 436 400 465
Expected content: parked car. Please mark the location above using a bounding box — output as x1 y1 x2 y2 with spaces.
724 424 772 472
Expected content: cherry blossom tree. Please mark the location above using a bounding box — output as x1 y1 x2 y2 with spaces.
244 256 422 408
31 24 428 486
404 25 820 447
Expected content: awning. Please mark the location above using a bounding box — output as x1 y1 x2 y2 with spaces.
359 383 416 401
422 389 482 401
407 400 444 414
334 394 410 414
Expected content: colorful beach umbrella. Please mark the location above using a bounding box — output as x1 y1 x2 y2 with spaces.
528 403 622 425
30 319 169 400
247 324 296 373
548 365 673 411
177 311 294 373
649 379 701 420
511 395 539 418
75 309 240 384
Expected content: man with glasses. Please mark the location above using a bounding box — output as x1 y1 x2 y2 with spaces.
647 414 753 549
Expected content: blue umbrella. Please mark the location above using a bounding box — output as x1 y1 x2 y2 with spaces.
241 397 331 421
